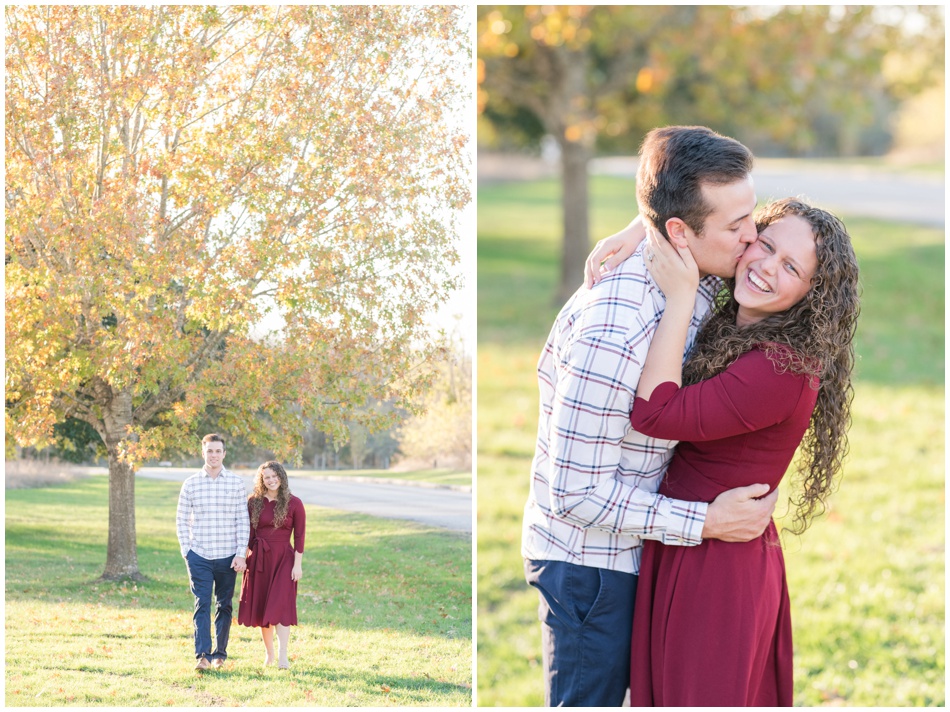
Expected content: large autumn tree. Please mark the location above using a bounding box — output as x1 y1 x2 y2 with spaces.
6 5 470 580
477 5 944 303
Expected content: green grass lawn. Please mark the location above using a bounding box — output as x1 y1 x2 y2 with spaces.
5 477 472 706
476 175 945 706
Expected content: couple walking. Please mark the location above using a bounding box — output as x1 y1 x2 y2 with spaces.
175 434 307 670
523 126 860 706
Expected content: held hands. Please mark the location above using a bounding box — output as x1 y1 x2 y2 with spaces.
643 226 699 303
231 556 247 573
702 484 780 542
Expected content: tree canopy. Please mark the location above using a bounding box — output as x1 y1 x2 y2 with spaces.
6 5 470 578
479 5 944 156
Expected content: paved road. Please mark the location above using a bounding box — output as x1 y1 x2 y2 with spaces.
752 162 943 228
593 157 945 227
478 152 945 227
137 468 472 534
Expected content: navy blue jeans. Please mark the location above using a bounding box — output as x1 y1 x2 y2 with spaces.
525 559 638 707
184 550 237 661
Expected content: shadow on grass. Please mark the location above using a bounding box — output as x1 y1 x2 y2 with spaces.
363 672 472 702
72 664 473 705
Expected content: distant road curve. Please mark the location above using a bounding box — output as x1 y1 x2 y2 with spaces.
136 467 472 534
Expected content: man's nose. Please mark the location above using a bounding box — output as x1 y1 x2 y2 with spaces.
740 220 757 244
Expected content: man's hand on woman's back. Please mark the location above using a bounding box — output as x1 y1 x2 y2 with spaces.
702 484 779 542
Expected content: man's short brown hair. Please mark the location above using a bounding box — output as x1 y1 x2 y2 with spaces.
201 433 225 449
636 126 753 239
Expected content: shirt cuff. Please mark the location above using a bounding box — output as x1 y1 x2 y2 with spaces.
660 497 708 546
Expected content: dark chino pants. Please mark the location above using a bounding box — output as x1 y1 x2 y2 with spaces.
525 559 638 707
185 550 237 661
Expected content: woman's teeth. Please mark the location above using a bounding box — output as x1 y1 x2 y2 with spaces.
749 271 771 293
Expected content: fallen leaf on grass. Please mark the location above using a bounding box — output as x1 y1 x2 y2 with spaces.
381 685 391 693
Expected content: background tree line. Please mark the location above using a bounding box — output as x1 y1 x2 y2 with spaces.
9 344 472 472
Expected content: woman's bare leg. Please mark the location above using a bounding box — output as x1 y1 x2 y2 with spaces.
276 624 291 668
261 625 276 665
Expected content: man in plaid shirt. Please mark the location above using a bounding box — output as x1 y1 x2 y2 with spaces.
176 433 250 670
523 127 780 706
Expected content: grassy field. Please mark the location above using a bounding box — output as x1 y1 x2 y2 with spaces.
5 477 472 706
476 175 944 706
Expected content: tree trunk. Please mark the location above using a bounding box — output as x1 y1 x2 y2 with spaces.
556 137 592 305
548 43 595 306
100 389 142 581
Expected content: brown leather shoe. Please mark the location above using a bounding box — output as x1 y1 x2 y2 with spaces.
195 656 211 671
212 658 225 669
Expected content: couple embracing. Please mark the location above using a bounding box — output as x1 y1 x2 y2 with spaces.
523 126 860 706
175 434 307 670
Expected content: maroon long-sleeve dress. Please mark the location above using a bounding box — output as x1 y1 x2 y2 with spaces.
238 495 306 627
629 345 819 706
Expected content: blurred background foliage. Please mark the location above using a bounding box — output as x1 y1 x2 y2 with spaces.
478 5 944 158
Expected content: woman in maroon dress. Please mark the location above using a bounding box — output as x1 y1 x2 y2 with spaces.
629 198 859 706
238 461 306 669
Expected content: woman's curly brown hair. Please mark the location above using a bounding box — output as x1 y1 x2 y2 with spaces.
682 197 860 534
248 461 292 529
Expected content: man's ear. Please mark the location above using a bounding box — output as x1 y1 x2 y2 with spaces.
665 217 692 249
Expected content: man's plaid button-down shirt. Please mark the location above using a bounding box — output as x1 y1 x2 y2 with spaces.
522 244 722 575
176 467 250 560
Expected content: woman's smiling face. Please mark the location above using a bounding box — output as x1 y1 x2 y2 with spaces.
734 214 818 326
261 467 281 494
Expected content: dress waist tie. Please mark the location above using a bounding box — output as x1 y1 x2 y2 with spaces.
251 537 272 572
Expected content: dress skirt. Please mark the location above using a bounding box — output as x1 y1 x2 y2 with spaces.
238 496 305 627
630 521 793 706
